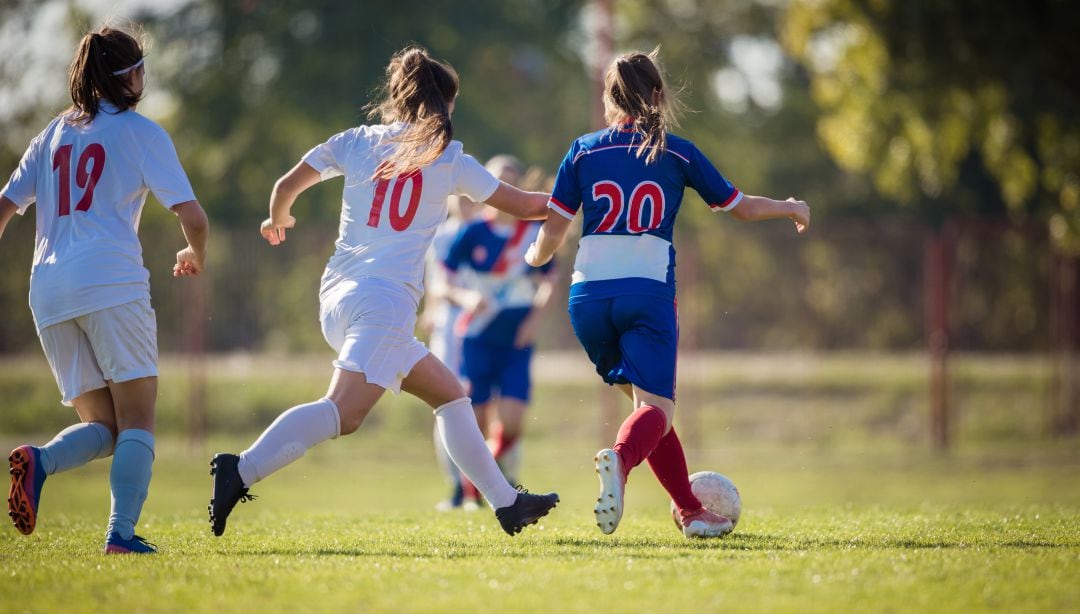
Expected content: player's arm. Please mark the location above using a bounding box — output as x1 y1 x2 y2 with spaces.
524 211 572 267
515 265 561 349
728 195 810 234
0 197 18 240
261 162 322 246
484 182 550 220
171 200 209 277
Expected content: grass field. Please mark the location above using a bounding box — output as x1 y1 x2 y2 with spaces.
2 352 1078 612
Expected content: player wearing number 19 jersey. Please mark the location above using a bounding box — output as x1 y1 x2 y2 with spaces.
1 26 210 554
526 49 810 539
208 46 559 539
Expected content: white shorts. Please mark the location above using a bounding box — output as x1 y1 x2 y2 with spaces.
319 278 430 395
38 299 158 406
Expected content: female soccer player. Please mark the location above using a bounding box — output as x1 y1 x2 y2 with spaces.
1 26 210 554
525 49 809 538
208 47 559 537
440 155 560 508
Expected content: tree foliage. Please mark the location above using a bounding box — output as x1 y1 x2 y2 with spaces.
782 0 1080 248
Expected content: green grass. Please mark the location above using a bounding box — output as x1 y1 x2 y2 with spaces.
1 352 1078 612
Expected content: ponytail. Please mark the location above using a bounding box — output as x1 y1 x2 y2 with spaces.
367 46 459 180
603 48 682 165
67 26 145 125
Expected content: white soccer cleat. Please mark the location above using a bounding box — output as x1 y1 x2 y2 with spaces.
593 449 624 535
679 507 734 538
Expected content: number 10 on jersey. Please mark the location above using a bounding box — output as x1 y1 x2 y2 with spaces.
368 169 423 231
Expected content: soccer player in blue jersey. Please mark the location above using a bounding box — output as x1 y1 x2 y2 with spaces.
525 49 810 538
440 156 560 506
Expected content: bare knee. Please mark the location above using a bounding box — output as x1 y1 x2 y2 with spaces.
336 404 371 436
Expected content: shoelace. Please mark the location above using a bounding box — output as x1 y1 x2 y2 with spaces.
514 485 529 494
131 535 158 549
238 490 257 503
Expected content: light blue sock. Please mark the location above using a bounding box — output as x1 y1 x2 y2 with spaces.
107 429 155 540
39 422 114 475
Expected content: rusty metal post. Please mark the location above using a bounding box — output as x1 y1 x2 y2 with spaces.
924 226 953 451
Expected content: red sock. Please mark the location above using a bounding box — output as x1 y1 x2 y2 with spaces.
612 405 667 481
646 427 702 513
491 424 519 460
461 476 480 502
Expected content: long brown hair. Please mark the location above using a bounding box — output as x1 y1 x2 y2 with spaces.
367 46 459 180
67 26 145 125
603 48 682 165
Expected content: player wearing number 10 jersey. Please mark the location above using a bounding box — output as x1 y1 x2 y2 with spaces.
208 46 559 539
526 49 810 538
1 26 210 554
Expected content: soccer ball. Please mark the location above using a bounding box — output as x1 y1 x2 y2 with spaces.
670 471 741 530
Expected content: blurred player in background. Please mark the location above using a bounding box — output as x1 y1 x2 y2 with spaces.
208 46 559 538
434 155 559 510
1 25 210 554
525 49 810 538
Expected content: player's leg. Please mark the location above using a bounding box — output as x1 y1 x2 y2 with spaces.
491 345 533 484
402 354 558 536
104 375 160 553
458 338 497 507
8 321 114 535
81 300 161 553
209 281 403 536
429 323 465 509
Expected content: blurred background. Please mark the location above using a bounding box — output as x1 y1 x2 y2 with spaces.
0 0 1077 464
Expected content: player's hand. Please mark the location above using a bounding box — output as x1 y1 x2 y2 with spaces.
260 215 296 246
524 242 550 267
787 198 810 234
173 246 205 277
514 311 541 348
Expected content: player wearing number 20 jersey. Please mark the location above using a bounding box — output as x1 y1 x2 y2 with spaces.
548 126 741 307
526 49 808 539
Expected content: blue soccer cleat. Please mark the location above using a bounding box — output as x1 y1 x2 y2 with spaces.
8 445 47 535
104 532 158 554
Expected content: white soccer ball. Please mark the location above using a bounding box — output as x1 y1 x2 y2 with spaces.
670 471 742 530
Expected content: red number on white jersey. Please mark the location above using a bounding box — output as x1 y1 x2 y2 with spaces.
368 168 423 231
52 143 107 217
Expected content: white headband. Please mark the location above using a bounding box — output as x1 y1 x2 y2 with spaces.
111 58 144 76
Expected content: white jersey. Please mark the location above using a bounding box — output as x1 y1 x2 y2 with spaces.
302 123 500 304
1 102 196 331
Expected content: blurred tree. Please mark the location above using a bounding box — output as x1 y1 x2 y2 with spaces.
781 0 1080 249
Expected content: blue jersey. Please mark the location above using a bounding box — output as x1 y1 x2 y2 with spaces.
443 218 553 346
548 126 741 304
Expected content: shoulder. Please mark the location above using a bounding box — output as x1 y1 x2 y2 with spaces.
662 133 697 164
439 139 467 164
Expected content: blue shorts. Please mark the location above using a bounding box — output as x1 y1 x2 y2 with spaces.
568 294 678 400
461 338 533 405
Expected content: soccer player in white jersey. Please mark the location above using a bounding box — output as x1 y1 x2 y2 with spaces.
208 46 559 537
526 49 809 538
1 26 210 554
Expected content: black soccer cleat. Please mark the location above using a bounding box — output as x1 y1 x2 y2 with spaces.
208 453 256 537
494 487 559 536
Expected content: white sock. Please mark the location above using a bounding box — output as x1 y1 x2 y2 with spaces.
238 398 341 487
39 422 114 475
434 398 517 509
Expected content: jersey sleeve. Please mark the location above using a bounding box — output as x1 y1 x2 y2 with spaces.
0 130 45 214
441 224 473 272
301 128 356 181
684 143 743 212
452 153 500 203
141 129 197 209
547 142 581 220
